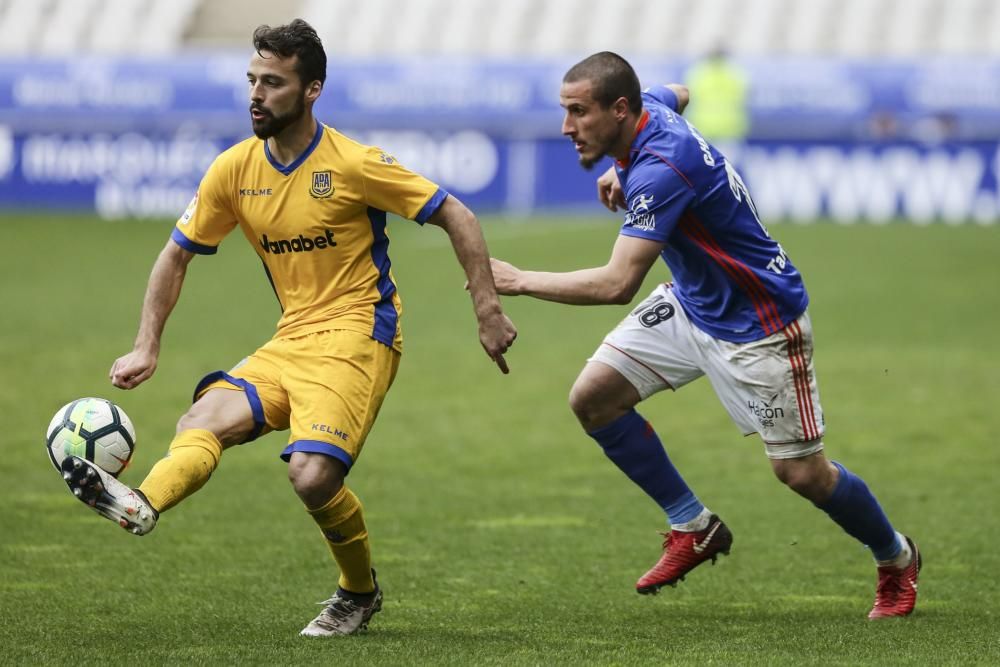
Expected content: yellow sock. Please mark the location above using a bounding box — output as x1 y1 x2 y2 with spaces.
307 486 374 594
138 429 222 513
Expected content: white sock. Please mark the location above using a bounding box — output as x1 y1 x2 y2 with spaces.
876 531 912 568
671 507 713 532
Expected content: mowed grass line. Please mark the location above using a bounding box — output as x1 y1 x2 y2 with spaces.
1 215 998 665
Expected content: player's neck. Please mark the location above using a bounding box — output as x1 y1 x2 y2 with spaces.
266 115 318 166
611 112 644 163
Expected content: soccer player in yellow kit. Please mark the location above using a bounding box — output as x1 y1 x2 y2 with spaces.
60 19 517 637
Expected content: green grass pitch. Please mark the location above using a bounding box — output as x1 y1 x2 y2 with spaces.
2 214 999 665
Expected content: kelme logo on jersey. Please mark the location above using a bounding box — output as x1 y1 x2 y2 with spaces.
309 170 334 198
239 187 273 196
625 193 656 231
259 229 337 254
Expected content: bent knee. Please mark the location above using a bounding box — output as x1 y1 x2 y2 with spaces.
568 383 619 431
176 389 256 446
771 455 837 502
569 363 642 432
568 383 596 422
287 454 345 507
176 408 209 434
175 410 251 448
772 463 812 493
176 405 206 435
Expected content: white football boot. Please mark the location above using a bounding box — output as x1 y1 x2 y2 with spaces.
60 455 157 535
300 586 383 637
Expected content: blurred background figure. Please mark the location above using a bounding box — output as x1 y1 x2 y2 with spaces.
911 111 960 145
865 110 901 142
684 47 749 164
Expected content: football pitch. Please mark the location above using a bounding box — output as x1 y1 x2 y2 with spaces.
2 214 999 665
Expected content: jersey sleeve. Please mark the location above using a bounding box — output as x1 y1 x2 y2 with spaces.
619 162 696 242
360 147 448 224
641 86 680 112
171 155 238 255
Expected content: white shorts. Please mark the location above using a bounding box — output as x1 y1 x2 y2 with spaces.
590 284 825 459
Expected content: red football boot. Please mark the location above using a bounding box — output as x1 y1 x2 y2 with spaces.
636 514 733 594
868 536 921 620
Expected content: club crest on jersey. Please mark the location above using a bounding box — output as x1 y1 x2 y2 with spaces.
309 170 334 199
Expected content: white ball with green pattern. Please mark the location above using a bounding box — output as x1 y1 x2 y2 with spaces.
46 398 136 477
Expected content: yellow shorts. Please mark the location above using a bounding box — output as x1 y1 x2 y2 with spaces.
192 329 400 471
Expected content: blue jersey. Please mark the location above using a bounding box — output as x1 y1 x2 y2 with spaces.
615 86 808 343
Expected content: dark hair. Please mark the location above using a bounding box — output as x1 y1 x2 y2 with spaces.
563 51 642 114
252 18 327 86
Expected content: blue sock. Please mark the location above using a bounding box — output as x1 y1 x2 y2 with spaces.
588 410 703 524
816 461 900 560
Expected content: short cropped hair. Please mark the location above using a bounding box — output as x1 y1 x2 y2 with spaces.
563 51 642 114
252 18 327 86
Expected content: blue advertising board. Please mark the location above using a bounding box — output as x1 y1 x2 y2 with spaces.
4 55 1000 136
1 55 998 222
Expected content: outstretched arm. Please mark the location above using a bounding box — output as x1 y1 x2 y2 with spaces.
427 195 517 374
110 240 195 389
491 234 664 306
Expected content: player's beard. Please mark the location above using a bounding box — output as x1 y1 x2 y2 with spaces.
579 152 603 171
250 96 306 139
577 125 621 171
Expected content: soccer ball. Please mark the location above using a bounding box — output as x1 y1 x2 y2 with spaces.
46 397 136 477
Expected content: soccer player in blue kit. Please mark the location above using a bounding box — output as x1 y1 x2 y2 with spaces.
489 52 920 619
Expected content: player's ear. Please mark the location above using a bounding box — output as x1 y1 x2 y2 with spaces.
305 80 322 103
613 96 630 121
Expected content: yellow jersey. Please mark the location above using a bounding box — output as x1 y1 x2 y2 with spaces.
172 123 446 350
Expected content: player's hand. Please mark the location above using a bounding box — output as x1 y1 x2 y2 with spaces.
597 166 625 212
479 312 517 374
488 258 522 296
109 349 158 390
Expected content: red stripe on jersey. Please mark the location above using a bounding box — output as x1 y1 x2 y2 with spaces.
685 213 784 333
678 214 781 334
640 145 694 189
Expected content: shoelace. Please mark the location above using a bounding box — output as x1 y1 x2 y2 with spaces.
873 569 903 607
312 597 360 630
659 532 674 550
